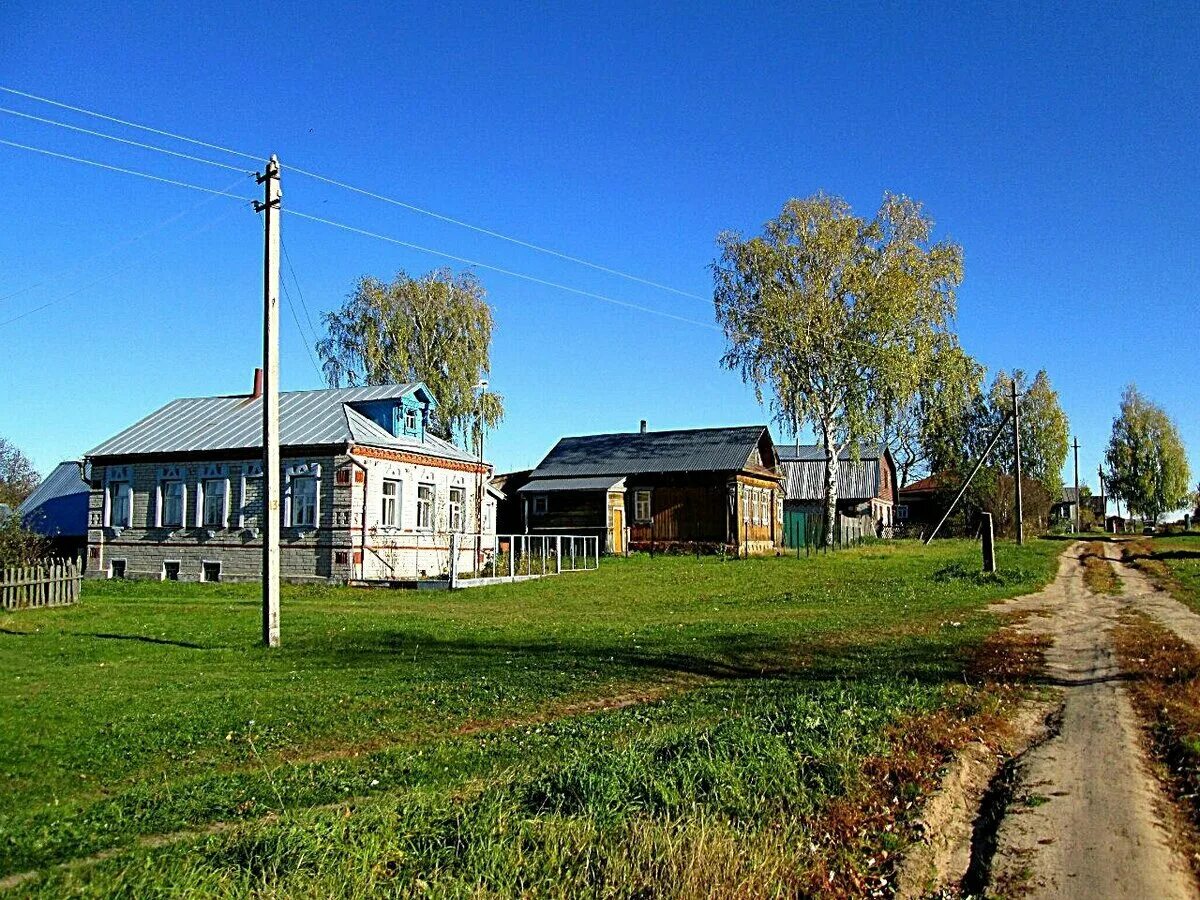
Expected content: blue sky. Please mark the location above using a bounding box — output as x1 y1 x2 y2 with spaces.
1 1 1197 495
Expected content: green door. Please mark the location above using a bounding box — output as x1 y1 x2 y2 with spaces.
783 508 807 548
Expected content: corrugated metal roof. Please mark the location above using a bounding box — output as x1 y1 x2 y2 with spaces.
776 442 885 462
531 426 770 478
86 383 472 462
19 461 90 537
518 476 627 493
779 444 884 502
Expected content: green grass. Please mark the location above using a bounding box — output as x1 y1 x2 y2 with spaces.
1124 532 1200 612
0 539 1061 897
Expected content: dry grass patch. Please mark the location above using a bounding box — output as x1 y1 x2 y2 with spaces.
1112 613 1200 875
1079 542 1122 595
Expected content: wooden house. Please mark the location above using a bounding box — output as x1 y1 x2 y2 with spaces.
778 443 898 537
505 423 784 554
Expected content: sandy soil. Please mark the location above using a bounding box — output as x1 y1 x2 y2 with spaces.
981 543 1197 899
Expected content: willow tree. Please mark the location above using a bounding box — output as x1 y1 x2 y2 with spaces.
1105 385 1190 524
713 193 963 543
317 268 503 448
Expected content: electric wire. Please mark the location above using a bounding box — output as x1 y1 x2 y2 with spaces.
0 138 257 203
0 85 705 301
0 106 251 174
0 200 244 328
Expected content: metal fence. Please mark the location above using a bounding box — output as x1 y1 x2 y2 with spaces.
2 558 82 611
783 512 868 556
448 533 600 588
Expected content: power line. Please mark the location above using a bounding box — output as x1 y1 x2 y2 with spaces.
1 173 249 306
0 133 903 365
0 201 243 328
281 239 321 344
0 138 257 203
0 84 705 301
0 85 260 162
0 135 719 332
284 165 707 301
285 208 720 330
280 278 324 378
0 106 251 174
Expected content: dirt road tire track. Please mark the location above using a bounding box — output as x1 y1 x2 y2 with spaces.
981 542 1197 899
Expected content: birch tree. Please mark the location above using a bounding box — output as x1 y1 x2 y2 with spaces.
713 193 963 543
1105 385 1190 524
317 268 504 449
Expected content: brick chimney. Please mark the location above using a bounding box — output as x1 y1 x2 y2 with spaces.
639 419 647 434
251 367 264 398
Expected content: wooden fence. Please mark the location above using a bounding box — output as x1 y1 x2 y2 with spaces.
1 559 82 611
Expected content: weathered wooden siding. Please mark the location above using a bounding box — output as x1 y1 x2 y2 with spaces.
627 481 728 544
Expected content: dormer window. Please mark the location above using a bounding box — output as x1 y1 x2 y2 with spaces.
405 407 418 432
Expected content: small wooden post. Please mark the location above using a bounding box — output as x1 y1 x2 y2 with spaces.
981 512 996 573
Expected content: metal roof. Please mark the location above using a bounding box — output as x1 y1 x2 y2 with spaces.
531 426 771 478
779 443 885 502
776 442 886 462
518 476 627 493
19 461 90 537
86 383 472 462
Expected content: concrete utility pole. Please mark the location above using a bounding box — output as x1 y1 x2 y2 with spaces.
1073 437 1081 534
1012 379 1024 545
1099 464 1107 530
255 156 282 648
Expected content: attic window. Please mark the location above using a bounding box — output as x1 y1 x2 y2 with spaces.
405 407 419 432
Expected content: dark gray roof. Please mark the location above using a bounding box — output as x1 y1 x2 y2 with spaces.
530 426 772 478
19 461 90 537
86 383 473 462
518 476 627 493
779 443 887 502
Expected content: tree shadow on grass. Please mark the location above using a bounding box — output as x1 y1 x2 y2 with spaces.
285 625 982 691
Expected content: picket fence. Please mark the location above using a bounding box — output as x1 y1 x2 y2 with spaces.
1 559 83 611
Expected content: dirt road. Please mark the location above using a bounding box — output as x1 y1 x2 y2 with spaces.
983 542 1197 899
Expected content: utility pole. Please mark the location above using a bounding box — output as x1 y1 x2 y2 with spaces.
1099 464 1106 531
255 155 281 648
1012 379 1024 545
1072 437 1081 534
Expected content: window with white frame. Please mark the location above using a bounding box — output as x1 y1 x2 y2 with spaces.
405 407 419 431
416 483 434 529
381 479 401 527
291 476 318 527
109 482 131 528
448 486 464 532
634 489 651 523
202 478 227 527
160 480 185 528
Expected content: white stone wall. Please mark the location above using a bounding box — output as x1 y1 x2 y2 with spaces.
348 452 496 580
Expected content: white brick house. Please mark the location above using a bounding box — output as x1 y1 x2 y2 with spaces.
85 379 496 583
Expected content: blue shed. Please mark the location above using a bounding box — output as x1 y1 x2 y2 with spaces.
19 461 90 557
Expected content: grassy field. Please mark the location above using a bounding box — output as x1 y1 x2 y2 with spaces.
1123 532 1200 611
0 539 1062 897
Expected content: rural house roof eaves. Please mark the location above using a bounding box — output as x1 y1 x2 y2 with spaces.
518 476 627 493
84 383 473 463
529 426 772 478
18 461 90 537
